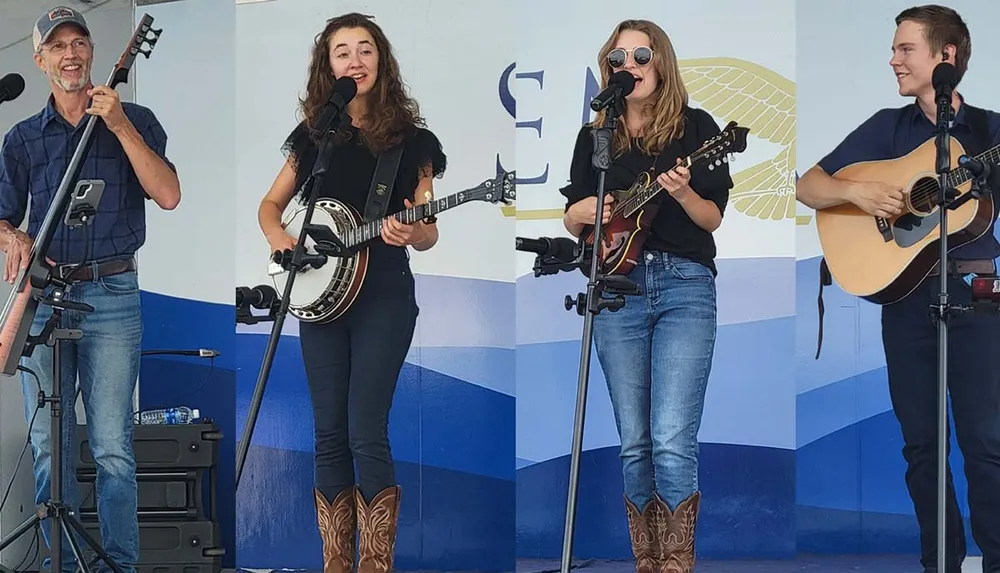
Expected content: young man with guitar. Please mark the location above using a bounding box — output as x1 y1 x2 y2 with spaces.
796 6 1000 572
561 19 735 572
0 7 179 572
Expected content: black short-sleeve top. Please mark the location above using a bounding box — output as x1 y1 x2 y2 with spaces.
559 105 733 275
281 121 447 267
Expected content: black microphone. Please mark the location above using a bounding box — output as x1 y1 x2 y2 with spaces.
0 73 25 104
959 154 991 179
516 236 580 262
590 70 636 112
315 76 358 133
932 62 957 102
236 285 279 310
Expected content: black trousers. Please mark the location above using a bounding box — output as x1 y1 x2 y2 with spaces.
881 273 1000 573
299 262 418 504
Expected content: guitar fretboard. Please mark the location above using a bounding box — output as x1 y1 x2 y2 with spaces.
620 150 714 217
343 193 469 248
946 144 1000 189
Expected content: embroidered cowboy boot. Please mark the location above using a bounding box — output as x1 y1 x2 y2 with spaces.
624 495 658 573
356 485 401 573
652 491 701 573
313 488 356 573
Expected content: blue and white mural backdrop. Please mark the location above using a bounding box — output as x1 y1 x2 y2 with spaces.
130 0 236 568
233 0 514 570
796 0 1000 557
514 0 797 559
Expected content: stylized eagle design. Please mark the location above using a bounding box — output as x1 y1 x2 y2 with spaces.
680 57 796 221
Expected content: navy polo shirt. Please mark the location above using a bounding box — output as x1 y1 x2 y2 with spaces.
818 98 1000 261
0 95 174 265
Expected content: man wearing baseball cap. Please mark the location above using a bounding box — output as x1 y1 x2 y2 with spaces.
0 6 181 572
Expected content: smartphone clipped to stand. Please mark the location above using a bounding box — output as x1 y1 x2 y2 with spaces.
64 179 105 228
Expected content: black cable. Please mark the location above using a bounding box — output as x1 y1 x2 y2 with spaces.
0 366 43 512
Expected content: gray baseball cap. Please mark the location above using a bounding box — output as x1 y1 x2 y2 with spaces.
32 6 91 52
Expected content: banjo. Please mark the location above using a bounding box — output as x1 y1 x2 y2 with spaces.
268 169 515 323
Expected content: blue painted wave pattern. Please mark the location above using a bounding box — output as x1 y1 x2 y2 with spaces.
234 274 515 571
515 256 797 558
794 251 992 557
138 292 236 569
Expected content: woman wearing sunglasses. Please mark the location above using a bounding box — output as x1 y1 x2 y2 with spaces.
560 19 733 573
256 12 446 573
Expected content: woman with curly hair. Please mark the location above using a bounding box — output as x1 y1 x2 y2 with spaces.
256 12 446 573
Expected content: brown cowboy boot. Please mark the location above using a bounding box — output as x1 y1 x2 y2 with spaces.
624 495 658 573
650 491 701 573
356 485 401 573
313 488 356 573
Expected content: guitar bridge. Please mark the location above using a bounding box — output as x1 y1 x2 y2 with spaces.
874 216 892 242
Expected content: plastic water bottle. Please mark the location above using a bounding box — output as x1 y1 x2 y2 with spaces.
139 406 200 425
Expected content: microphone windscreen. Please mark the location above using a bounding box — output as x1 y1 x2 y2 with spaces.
608 70 637 97
332 75 358 103
0 73 25 102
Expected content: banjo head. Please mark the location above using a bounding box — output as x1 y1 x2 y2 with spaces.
269 198 366 322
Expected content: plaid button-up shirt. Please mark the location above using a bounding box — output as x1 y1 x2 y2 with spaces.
0 95 174 264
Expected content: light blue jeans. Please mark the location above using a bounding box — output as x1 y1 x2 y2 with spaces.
19 269 141 573
593 251 717 511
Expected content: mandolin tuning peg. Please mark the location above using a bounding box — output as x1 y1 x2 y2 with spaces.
708 163 715 171
150 28 163 36
138 48 152 59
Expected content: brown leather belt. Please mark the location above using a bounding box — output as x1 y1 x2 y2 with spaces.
927 258 996 276
55 258 136 282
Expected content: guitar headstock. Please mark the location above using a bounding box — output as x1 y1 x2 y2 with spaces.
464 169 516 204
109 14 162 89
688 121 750 171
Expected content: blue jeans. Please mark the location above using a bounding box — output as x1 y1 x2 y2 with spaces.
19 269 142 573
593 251 717 510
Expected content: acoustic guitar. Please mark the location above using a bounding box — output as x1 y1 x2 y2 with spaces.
814 136 998 305
581 121 749 277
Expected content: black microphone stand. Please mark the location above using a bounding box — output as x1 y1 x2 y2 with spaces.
549 93 639 573
235 112 351 489
930 68 957 573
0 205 124 573
930 92 998 572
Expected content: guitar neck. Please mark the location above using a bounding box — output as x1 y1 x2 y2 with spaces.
948 143 1000 188
619 156 695 217
344 193 469 248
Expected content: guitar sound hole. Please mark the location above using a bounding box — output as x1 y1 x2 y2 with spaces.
908 176 939 215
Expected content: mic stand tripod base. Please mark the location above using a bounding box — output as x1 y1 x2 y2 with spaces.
0 287 123 573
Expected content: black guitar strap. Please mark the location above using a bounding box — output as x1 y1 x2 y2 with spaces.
963 103 991 157
363 143 405 222
814 103 993 360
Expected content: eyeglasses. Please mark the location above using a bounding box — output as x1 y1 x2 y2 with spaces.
608 46 653 68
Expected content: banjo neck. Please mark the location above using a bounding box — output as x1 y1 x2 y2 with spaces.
342 193 474 248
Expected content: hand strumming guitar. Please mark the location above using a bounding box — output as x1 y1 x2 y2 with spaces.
847 181 905 218
566 194 615 227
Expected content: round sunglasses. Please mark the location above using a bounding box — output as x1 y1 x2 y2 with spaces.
608 46 653 68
